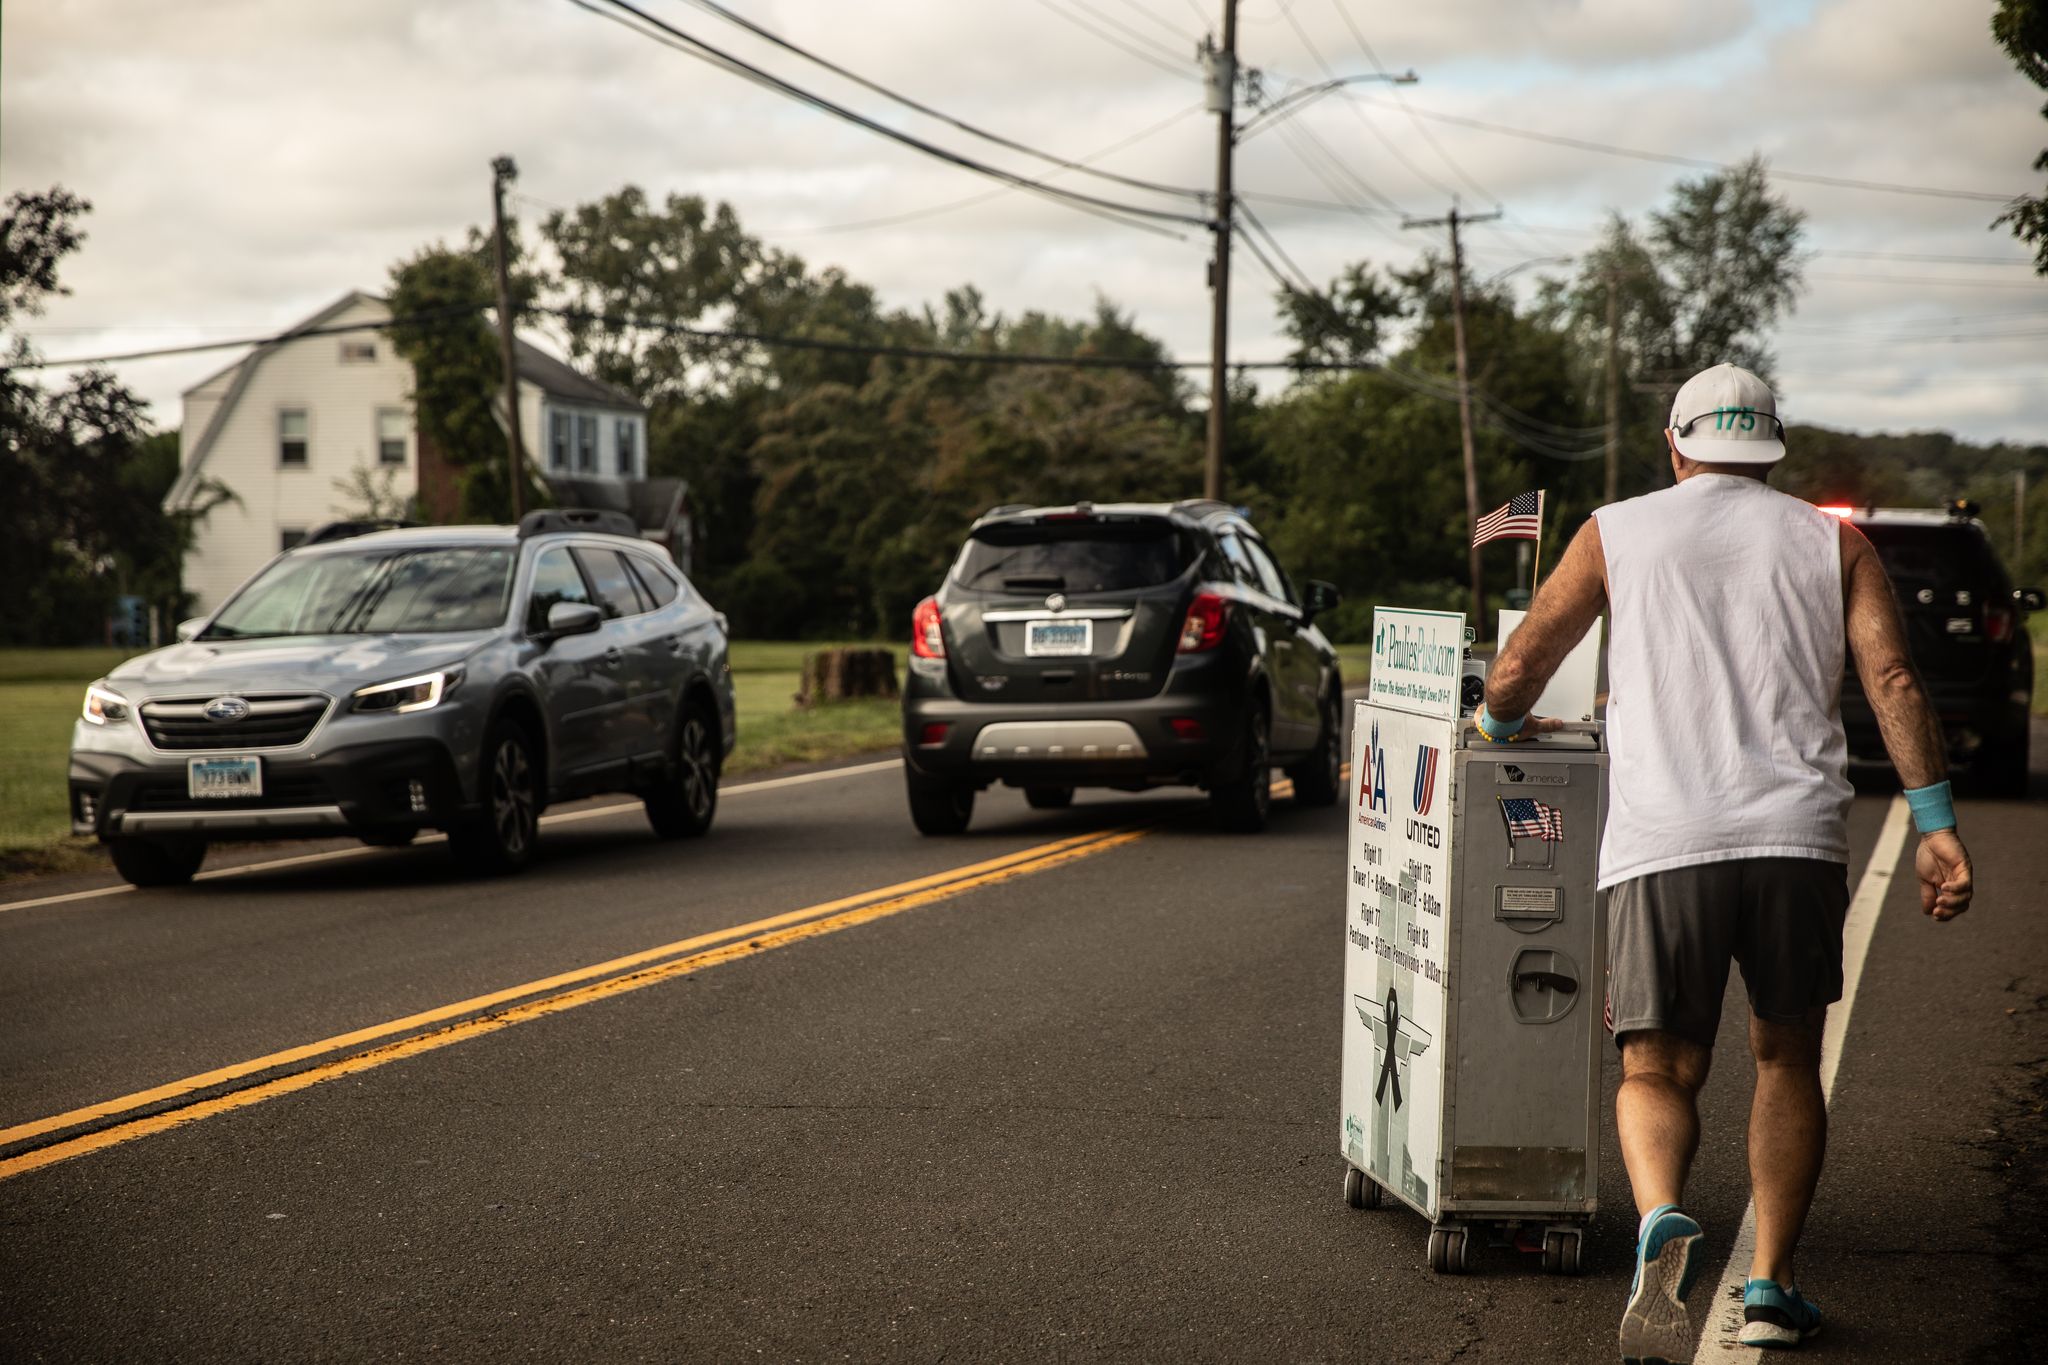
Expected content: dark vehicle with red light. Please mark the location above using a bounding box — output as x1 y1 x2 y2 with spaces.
900 500 1344 833
1832 500 2042 795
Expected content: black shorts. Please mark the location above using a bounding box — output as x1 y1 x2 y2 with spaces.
1604 858 1850 1050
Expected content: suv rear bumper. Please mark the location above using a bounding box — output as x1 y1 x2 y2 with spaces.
69 739 473 842
902 657 1251 788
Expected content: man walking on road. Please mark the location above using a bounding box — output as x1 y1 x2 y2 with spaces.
1475 363 1975 1363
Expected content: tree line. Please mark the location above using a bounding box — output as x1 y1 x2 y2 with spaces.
4 154 2045 647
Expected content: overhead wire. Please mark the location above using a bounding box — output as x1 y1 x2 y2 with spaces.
1101 0 1201 45
1343 95 2026 204
1028 0 1198 80
564 0 1210 238
676 0 1206 202
756 103 1207 236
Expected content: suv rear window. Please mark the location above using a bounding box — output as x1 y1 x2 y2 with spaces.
953 519 1193 594
1861 523 2009 599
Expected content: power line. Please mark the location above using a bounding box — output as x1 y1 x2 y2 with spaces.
1102 0 1201 45
1029 0 1197 79
1327 0 1489 205
1272 6 1458 202
1345 95 2025 204
677 0 1206 203
565 0 1211 238
5 305 489 372
757 103 1207 236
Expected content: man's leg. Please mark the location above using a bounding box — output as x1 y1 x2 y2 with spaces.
1618 1028 1714 1213
1747 1008 1827 1286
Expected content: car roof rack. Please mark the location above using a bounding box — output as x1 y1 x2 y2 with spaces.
517 508 643 540
302 519 420 546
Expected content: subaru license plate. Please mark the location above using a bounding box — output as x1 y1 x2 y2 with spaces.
1025 618 1093 657
188 755 262 800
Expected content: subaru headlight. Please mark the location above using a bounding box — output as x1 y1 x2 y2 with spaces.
82 683 130 726
351 668 463 714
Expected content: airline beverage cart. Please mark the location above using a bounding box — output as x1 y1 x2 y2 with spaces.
1338 606 1607 1275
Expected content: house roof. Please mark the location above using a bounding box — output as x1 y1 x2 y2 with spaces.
164 289 642 513
515 340 641 412
165 289 385 510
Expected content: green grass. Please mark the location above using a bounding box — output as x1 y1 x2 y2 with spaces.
0 642 904 880
2034 610 2047 718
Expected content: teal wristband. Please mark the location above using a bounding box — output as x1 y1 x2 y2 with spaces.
1476 705 1525 742
1903 781 1955 835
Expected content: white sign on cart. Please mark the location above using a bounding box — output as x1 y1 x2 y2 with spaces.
1342 607 1462 1220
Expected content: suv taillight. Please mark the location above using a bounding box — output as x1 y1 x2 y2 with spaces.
1178 592 1229 653
1985 606 2014 643
912 596 946 659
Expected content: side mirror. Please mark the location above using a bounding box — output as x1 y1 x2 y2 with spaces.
175 617 205 643
2017 587 2045 613
545 601 604 639
1302 579 1342 619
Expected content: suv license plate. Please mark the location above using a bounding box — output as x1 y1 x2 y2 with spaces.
188 756 262 800
1025 619 1093 657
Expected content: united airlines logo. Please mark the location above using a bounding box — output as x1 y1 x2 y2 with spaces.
1356 721 1389 829
1406 743 1443 848
1411 744 1440 817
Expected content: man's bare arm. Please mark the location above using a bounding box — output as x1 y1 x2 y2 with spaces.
1486 518 1607 722
1842 521 1973 920
1842 522 1947 789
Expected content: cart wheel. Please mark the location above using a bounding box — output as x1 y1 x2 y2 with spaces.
1542 1231 1564 1275
1428 1226 1470 1274
1563 1230 1585 1276
1343 1166 1365 1209
1360 1175 1382 1209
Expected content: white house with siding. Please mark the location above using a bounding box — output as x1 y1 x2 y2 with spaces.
163 290 647 615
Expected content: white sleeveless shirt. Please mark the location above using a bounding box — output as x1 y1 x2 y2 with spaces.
1592 475 1852 889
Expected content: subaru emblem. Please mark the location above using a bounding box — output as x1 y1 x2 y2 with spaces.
1045 593 1066 613
204 696 251 722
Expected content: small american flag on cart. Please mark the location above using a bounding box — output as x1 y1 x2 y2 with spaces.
1473 490 1543 546
1499 796 1564 842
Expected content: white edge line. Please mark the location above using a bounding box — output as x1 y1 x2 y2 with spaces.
1692 794 1913 1361
0 755 906 916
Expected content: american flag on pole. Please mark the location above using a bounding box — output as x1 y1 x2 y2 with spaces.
1499 796 1564 842
1473 490 1544 546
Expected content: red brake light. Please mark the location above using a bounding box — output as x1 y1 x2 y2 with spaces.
912 596 946 659
1817 505 1854 519
1178 592 1229 653
918 722 951 746
1986 606 2014 643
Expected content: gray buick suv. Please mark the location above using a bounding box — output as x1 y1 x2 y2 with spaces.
70 511 736 886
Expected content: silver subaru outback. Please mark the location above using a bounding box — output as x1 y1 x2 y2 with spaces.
70 511 736 886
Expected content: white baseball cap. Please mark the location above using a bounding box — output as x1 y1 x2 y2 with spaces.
1667 363 1785 465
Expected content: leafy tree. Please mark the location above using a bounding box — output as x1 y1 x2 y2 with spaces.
1647 154 1806 378
331 462 413 522
386 243 516 522
1277 262 1403 370
1993 0 2048 272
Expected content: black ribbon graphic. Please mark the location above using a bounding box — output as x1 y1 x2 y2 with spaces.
1375 987 1403 1110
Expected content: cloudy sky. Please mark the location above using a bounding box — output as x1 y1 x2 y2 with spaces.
5 0 2044 450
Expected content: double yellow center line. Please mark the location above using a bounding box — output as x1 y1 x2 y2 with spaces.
0 822 1151 1182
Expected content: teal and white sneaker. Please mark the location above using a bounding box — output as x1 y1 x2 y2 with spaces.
1619 1204 1705 1365
1738 1279 1822 1349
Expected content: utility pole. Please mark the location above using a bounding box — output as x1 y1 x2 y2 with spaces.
1404 205 1500 631
1202 0 1238 503
491 155 528 521
2018 468 2028 564
1604 270 1621 506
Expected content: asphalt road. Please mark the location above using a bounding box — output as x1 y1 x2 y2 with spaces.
2 720 2044 1363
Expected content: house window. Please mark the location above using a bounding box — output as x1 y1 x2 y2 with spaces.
339 339 376 364
616 419 637 478
279 409 309 466
376 409 408 466
280 528 308 551
576 414 597 473
549 410 571 472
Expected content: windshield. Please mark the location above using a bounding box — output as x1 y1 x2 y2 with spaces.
1861 524 2008 600
203 547 515 638
953 519 1192 594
